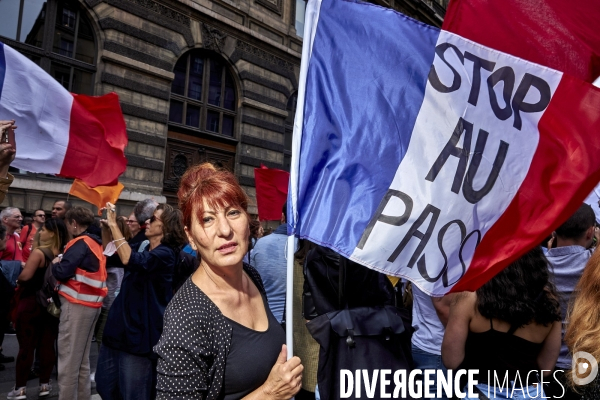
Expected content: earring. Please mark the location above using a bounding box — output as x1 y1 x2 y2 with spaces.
189 240 197 251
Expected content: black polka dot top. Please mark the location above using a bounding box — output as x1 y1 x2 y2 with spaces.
154 264 266 400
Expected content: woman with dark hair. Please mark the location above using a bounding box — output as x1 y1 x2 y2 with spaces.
7 218 68 399
96 202 187 400
154 163 303 399
52 206 107 400
443 247 562 399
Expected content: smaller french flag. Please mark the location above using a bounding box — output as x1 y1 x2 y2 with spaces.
0 42 127 187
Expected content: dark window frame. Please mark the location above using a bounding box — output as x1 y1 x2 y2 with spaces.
168 50 238 139
0 0 97 95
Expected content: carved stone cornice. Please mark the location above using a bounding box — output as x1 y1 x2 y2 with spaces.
124 0 191 27
235 41 294 72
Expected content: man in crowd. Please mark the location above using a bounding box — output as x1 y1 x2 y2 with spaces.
0 207 23 262
19 209 45 262
129 199 157 252
411 287 454 400
51 200 72 220
249 203 290 324
546 203 597 398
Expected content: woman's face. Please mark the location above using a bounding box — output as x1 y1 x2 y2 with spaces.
186 200 249 270
145 209 164 240
65 219 77 236
38 225 55 244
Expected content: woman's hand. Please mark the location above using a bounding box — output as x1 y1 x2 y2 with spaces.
257 345 303 400
105 202 118 227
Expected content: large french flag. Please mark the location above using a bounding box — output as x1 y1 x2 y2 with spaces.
288 0 600 296
0 42 127 187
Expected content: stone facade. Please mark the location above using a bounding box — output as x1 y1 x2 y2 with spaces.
1 0 445 217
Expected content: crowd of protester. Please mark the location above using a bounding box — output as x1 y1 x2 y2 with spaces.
0 118 598 400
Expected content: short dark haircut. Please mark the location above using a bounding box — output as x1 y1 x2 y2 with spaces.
134 199 157 225
282 202 287 222
65 206 95 228
35 209 45 215
55 200 72 211
156 204 186 249
477 247 561 327
555 204 595 240
0 224 6 241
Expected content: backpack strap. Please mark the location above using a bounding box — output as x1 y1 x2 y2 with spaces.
38 247 55 267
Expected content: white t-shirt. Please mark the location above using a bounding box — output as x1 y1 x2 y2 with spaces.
411 284 445 355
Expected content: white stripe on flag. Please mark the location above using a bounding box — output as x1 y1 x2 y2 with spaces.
351 31 563 296
1 44 70 174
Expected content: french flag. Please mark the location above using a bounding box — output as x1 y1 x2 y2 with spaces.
0 42 127 187
287 0 600 295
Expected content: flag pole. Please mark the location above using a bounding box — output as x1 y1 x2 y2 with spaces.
285 235 296 359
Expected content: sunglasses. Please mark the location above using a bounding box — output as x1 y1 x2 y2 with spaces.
150 215 162 224
35 214 45 218
126 219 137 224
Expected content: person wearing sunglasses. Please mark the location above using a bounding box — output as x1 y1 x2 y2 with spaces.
20 209 46 262
96 202 187 400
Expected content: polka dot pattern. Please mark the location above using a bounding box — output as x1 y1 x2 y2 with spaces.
154 265 266 399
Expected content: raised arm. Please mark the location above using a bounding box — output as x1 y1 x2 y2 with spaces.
0 120 16 203
105 202 132 265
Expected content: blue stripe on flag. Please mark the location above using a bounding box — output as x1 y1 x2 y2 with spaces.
0 43 6 100
294 0 440 255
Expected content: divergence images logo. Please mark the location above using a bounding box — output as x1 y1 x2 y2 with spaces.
572 351 599 386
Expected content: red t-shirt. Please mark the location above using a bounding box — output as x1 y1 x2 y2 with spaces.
19 224 37 262
0 232 23 261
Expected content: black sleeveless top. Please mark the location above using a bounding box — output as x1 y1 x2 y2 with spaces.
461 319 544 385
220 292 285 399
21 265 47 296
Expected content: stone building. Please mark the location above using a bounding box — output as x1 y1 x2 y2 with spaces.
0 0 446 217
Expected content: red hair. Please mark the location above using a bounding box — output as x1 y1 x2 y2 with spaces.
178 163 249 228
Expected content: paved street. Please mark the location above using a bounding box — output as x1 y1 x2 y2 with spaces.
0 334 99 399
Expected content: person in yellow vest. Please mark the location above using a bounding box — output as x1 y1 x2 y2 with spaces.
51 206 107 400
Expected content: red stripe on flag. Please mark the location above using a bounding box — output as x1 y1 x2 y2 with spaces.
452 76 600 293
59 93 127 187
442 0 600 83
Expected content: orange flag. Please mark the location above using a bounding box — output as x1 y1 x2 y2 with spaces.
69 179 124 214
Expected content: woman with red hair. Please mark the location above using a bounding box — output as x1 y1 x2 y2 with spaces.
154 163 303 399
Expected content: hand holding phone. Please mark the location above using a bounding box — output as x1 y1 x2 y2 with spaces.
0 120 17 176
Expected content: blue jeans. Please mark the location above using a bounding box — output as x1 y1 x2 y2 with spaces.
95 345 156 400
411 343 449 400
467 383 544 399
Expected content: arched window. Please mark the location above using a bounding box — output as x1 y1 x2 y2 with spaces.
168 51 237 137
0 0 96 95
